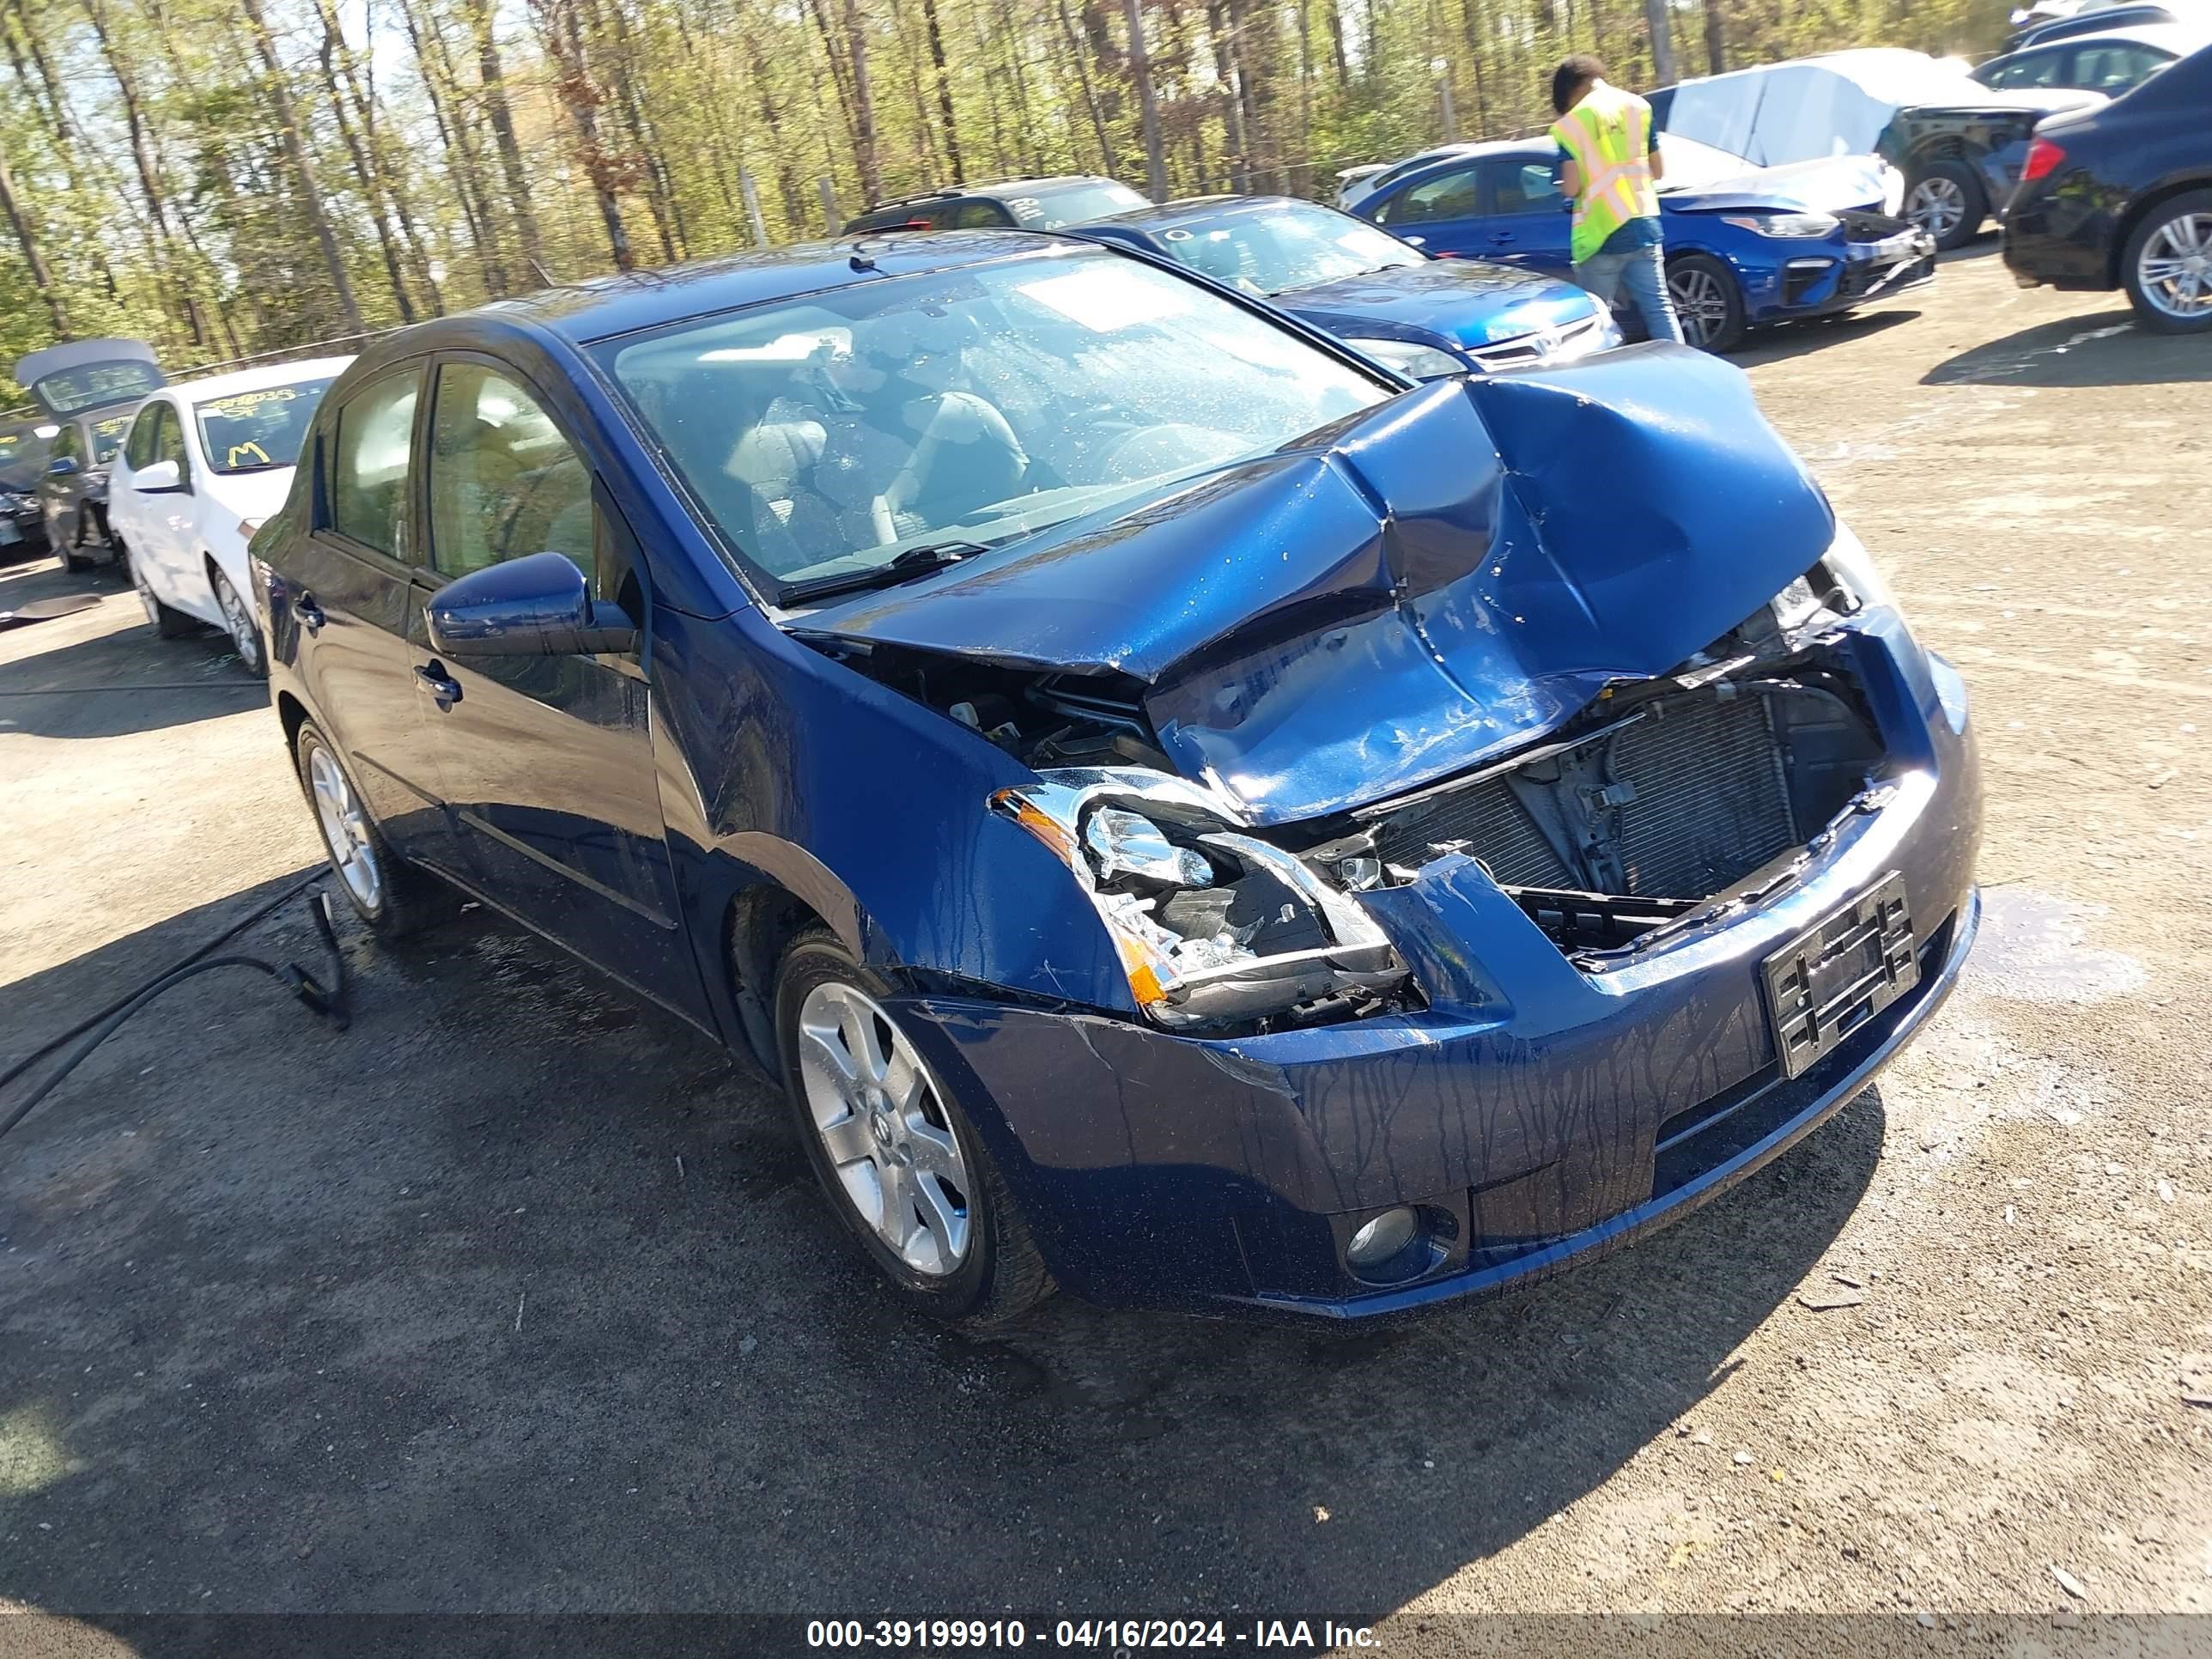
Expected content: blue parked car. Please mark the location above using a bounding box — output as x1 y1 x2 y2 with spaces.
1346 135 1936 351
256 230 1979 1327
1074 195 1620 378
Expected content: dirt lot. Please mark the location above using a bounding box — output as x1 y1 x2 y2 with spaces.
2 246 2209 1649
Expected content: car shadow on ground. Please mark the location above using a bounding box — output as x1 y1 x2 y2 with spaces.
1 883 1887 1624
0 560 261 739
1923 308 2212 387
1733 307 1923 369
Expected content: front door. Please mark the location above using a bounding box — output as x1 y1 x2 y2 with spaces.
1472 155 1576 274
286 362 456 867
1370 162 1486 259
134 404 197 594
412 356 693 1016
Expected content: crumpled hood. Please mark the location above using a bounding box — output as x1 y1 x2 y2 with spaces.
1662 154 1894 216
1277 259 1601 349
798 343 1836 824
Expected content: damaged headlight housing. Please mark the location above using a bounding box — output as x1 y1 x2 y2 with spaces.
1771 522 1896 630
996 770 1409 1030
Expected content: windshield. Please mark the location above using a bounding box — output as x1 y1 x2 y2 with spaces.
599 247 1391 596
0 427 48 490
1005 182 1148 228
194 377 338 474
1152 202 1424 295
31 360 163 416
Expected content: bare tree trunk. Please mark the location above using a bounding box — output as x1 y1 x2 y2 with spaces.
1702 0 1724 73
745 38 811 232
843 0 883 204
0 143 64 333
1641 0 1675 81
392 0 507 293
531 0 634 270
964 0 1009 174
921 0 965 181
995 0 1039 172
1324 0 1350 89
588 0 687 260
465 0 549 277
2 2 125 300
1204 0 1249 191
238 0 365 332
1124 0 1167 198
315 9 416 320
308 0 442 308
1056 0 1117 173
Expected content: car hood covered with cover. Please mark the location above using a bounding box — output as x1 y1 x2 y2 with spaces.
796 343 1838 825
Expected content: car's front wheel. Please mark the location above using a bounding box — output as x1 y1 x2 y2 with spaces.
210 564 268 677
1667 253 1747 353
125 540 197 638
1905 160 1987 252
56 514 92 574
773 929 1050 1328
294 720 442 938
2122 190 2212 335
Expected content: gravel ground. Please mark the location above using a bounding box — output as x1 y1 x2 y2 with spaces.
1 245 2208 1651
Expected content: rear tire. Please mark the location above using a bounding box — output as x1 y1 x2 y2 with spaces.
125 540 197 638
1667 253 1747 353
773 927 1051 1329
1905 160 1987 252
2121 189 2212 335
293 719 445 939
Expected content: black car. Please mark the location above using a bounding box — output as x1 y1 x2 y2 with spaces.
1974 22 2207 91
11 337 166 572
1880 87 2107 249
2002 3 2195 51
0 421 52 557
2004 40 2212 331
843 175 1147 234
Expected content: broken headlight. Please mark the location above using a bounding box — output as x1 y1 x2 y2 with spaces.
1819 522 1895 616
995 769 1408 1030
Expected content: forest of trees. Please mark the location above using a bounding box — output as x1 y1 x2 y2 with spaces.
1 0 2016 396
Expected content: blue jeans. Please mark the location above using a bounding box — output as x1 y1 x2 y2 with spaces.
1577 240 1686 345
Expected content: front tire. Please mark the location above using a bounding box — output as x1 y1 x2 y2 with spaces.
294 720 443 939
1667 252 1747 353
56 515 91 574
2122 190 2212 335
773 929 1051 1328
1905 160 1987 252
210 563 268 677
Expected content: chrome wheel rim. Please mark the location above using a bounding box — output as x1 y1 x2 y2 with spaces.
213 570 263 672
127 547 160 626
1668 265 1729 349
1906 176 1965 242
2137 211 2212 320
796 981 971 1276
308 745 382 911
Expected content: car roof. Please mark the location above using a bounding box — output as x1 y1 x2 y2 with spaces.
1381 139 1552 180
1994 19 2203 49
157 356 357 407
860 175 1124 211
1081 193 1320 230
365 231 1091 354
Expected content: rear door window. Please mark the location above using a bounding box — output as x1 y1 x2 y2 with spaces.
1377 166 1482 226
1480 158 1564 215
328 369 422 560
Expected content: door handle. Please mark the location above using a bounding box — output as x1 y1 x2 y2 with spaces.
293 592 325 632
1489 232 1517 244
415 661 462 710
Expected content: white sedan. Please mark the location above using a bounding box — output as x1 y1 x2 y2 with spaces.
107 356 351 677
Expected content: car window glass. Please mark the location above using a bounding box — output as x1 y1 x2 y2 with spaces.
427 362 597 586
330 370 420 559
1484 159 1563 215
52 425 81 464
153 404 188 480
89 415 131 465
951 201 1006 228
125 404 164 469
1378 167 1480 226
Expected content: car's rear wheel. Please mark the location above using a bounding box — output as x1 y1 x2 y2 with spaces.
56 515 91 574
2122 190 2212 335
210 564 268 677
773 929 1050 1328
294 720 441 938
1905 161 1986 252
125 540 197 638
1667 253 1747 353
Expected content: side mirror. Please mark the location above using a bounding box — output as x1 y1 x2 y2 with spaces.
425 550 638 659
133 459 185 494
46 454 78 477
1402 234 1428 247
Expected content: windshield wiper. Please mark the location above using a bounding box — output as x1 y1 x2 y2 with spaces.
781 540 989 604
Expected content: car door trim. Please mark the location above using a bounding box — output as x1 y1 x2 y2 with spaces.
451 807 679 929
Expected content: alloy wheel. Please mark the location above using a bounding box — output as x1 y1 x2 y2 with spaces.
795 981 972 1276
308 745 383 912
1905 176 1965 245
2137 212 2212 321
213 570 264 672
1668 265 1729 349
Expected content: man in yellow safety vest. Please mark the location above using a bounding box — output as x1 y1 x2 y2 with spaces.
1549 55 1686 345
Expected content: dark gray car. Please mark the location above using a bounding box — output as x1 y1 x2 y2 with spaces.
11 338 164 573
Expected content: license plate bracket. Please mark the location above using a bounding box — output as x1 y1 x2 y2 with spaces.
1761 872 1917 1079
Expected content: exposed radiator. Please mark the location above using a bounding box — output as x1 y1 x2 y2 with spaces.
1369 689 1807 900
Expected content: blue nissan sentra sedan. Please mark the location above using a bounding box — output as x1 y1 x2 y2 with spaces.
254 229 1979 1327
1347 135 1936 352
1073 195 1620 378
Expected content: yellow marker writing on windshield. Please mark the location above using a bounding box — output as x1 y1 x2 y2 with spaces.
228 441 272 467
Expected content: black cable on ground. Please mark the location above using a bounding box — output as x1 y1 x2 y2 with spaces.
0 888 350 1151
